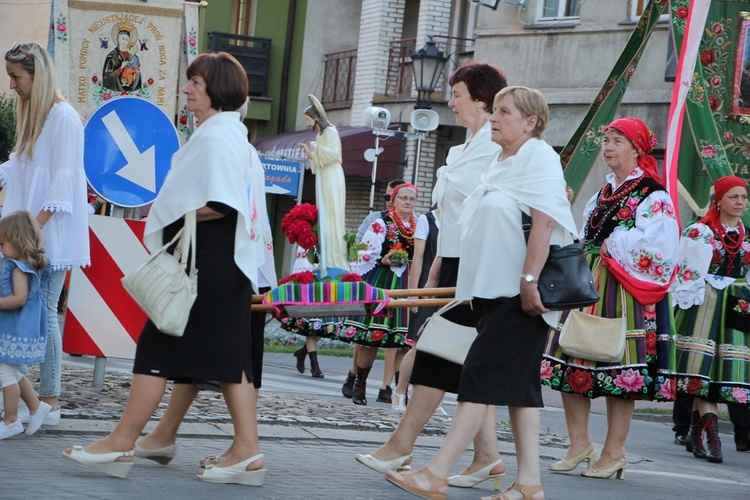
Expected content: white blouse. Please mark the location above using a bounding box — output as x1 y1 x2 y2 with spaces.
456 138 578 327
0 102 90 270
432 121 499 258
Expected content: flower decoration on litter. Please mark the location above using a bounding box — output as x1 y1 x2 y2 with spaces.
277 270 316 285
281 203 319 263
340 273 363 282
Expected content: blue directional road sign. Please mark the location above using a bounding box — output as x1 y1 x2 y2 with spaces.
84 96 180 207
260 157 302 196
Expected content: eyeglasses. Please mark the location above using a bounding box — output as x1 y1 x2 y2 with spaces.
395 195 417 202
8 43 33 60
383 194 392 202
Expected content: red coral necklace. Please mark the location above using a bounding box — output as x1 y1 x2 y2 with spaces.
716 222 744 274
589 179 640 232
390 209 415 243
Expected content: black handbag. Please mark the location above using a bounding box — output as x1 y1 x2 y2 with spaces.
522 213 600 310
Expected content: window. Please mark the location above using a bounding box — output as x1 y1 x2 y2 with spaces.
232 0 255 36
538 0 580 20
629 0 669 23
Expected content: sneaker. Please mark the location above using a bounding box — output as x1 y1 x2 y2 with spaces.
18 406 31 424
21 407 60 426
44 409 61 426
434 407 449 416
0 419 24 440
26 402 52 436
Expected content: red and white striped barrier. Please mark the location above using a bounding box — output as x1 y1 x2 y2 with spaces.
63 215 148 358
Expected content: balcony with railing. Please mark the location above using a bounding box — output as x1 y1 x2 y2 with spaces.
208 32 271 97
322 49 358 109
319 36 473 110
386 36 475 103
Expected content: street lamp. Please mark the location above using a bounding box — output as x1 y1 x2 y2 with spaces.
410 38 448 109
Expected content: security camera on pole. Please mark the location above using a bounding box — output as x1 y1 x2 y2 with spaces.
362 37 448 209
362 107 439 212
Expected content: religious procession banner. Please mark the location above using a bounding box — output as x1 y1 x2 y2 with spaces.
563 0 750 222
50 0 200 140
676 0 750 215
560 0 667 202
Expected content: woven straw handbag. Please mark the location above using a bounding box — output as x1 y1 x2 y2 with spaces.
558 289 627 363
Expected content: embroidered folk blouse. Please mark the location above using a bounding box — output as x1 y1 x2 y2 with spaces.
671 222 750 309
581 167 680 288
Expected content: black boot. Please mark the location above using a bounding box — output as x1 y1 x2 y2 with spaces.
341 371 356 398
352 366 371 405
703 413 723 463
686 410 707 459
309 351 324 378
377 385 392 403
293 345 307 374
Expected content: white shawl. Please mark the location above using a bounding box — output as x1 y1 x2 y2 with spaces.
431 121 500 257
457 138 578 327
145 111 264 290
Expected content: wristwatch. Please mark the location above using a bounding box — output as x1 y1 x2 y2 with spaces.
522 274 537 284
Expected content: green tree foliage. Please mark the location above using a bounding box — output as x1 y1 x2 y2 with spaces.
0 93 16 162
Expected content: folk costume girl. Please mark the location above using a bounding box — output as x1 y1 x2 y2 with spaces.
542 117 680 480
671 175 750 463
339 183 417 405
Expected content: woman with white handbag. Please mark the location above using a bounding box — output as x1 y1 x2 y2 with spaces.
542 117 680 482
63 52 268 486
355 61 509 492
385 87 578 500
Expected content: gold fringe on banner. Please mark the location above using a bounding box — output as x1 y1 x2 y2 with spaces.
69 0 183 18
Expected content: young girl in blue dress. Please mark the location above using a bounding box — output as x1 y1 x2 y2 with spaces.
0 210 52 439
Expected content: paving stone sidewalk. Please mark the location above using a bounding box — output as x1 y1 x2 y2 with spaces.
21 365 568 448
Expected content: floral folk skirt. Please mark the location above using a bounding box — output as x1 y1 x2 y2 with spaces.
337 265 409 348
542 258 676 401
673 281 750 405
279 316 343 339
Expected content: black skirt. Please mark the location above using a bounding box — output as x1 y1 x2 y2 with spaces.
409 257 472 394
133 210 256 384
458 296 547 407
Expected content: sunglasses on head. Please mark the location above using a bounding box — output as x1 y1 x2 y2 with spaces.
8 43 33 60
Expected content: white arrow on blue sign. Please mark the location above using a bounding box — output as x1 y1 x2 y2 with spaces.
84 96 180 207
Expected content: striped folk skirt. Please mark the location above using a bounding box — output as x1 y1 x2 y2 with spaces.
674 280 750 405
542 258 676 401
337 265 409 348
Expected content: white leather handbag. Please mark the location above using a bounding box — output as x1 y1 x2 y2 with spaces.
416 300 477 365
121 211 198 337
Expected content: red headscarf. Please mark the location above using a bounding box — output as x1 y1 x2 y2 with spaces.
391 183 418 200
699 175 747 231
605 117 660 183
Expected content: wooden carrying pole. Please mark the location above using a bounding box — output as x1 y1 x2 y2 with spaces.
250 287 462 312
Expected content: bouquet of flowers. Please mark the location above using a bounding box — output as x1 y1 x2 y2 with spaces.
281 203 318 264
388 242 411 267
